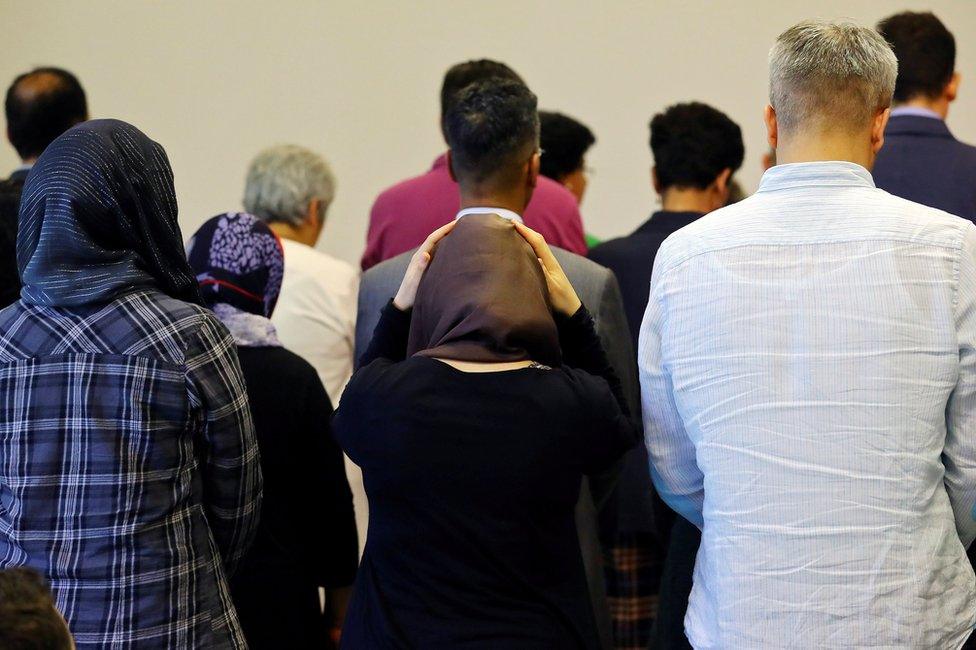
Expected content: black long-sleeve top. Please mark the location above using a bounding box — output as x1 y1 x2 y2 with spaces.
334 302 637 649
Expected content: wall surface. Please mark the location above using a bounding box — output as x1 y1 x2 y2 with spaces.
1 0 974 265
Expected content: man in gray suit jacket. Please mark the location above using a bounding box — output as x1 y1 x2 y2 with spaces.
354 244 639 650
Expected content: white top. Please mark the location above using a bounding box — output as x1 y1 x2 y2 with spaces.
271 238 358 404
455 206 524 223
639 161 976 648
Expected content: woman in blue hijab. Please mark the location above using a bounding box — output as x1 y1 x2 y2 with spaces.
0 119 262 649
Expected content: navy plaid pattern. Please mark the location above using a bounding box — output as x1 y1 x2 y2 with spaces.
0 290 262 648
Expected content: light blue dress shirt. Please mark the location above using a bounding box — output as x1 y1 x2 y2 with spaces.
640 161 976 648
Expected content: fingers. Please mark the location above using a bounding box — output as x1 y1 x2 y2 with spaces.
420 220 457 253
515 222 561 273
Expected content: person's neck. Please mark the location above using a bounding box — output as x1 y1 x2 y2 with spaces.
267 221 318 247
458 192 526 214
775 131 875 169
895 95 949 120
660 188 713 214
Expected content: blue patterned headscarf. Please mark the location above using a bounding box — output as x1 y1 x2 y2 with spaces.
186 212 284 318
17 119 201 307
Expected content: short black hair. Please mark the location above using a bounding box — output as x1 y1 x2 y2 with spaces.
440 60 523 121
649 102 744 190
539 112 595 181
0 567 73 650
878 12 955 102
5 67 88 161
445 78 539 187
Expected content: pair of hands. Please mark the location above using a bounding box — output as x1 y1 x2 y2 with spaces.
392 220 583 317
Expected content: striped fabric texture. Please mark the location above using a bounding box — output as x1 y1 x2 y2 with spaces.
639 161 976 648
0 290 262 648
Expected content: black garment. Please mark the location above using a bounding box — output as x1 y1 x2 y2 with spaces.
588 211 702 536
0 180 23 308
230 346 358 650
648 517 698 650
334 302 636 649
873 115 976 222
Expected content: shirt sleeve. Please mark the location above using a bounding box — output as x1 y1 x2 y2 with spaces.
945 223 976 548
185 317 263 573
639 257 705 529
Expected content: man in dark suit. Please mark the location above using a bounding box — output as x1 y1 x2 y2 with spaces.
873 12 976 221
588 102 743 650
5 67 88 186
357 235 637 650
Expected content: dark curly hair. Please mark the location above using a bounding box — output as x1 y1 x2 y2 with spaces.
878 12 955 102
649 102 744 191
539 112 595 181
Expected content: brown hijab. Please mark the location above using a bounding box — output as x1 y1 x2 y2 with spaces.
407 214 562 367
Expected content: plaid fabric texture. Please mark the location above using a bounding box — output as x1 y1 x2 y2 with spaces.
0 290 262 648
605 532 664 650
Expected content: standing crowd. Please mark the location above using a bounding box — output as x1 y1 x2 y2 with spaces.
1 10 976 650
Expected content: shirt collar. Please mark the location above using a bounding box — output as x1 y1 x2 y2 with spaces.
757 161 875 194
890 106 943 121
456 206 524 224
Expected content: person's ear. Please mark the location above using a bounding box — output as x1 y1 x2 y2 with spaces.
946 71 961 103
307 197 323 230
764 104 778 151
446 150 458 183
714 168 732 195
651 166 662 195
527 150 540 189
871 107 890 155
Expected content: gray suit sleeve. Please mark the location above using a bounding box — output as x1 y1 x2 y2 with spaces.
586 268 639 508
354 253 411 370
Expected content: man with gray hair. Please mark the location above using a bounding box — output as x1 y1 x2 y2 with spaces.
640 20 976 647
244 144 358 403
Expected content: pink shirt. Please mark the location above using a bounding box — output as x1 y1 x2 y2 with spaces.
361 154 587 270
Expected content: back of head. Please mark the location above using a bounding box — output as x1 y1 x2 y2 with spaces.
877 11 955 103
649 102 744 190
769 20 897 135
0 567 73 650
407 214 560 366
539 112 596 181
18 119 200 308
243 144 336 228
5 67 88 162
440 59 523 125
444 78 539 192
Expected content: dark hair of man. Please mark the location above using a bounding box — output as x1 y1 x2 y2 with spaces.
539 112 595 181
877 12 955 102
445 78 539 189
5 67 88 161
0 567 73 650
649 102 744 191
440 59 523 123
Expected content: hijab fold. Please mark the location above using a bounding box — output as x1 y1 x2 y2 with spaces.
17 119 201 307
187 212 284 348
407 214 561 367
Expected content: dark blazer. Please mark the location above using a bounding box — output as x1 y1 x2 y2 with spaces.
0 174 24 308
873 115 976 222
588 211 703 536
356 246 638 650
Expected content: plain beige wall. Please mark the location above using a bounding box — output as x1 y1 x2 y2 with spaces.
1 0 974 265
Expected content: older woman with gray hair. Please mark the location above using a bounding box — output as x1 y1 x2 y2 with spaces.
641 19 976 648
243 144 358 405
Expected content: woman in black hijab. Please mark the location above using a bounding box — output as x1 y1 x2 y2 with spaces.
0 120 262 649
334 215 637 649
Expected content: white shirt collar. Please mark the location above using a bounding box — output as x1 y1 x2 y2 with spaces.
455 206 524 224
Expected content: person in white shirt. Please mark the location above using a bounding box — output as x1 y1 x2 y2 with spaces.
639 20 976 648
243 145 358 404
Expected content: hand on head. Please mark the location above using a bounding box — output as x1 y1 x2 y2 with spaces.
393 220 456 310
514 222 582 316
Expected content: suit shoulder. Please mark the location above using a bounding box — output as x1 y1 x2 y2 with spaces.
361 250 411 292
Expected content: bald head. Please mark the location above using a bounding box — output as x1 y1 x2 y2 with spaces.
5 67 88 162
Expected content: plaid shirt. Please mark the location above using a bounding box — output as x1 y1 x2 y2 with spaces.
0 290 262 648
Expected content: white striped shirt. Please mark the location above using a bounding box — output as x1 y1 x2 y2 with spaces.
639 161 976 648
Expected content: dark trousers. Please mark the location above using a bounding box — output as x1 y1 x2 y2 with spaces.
649 517 699 650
